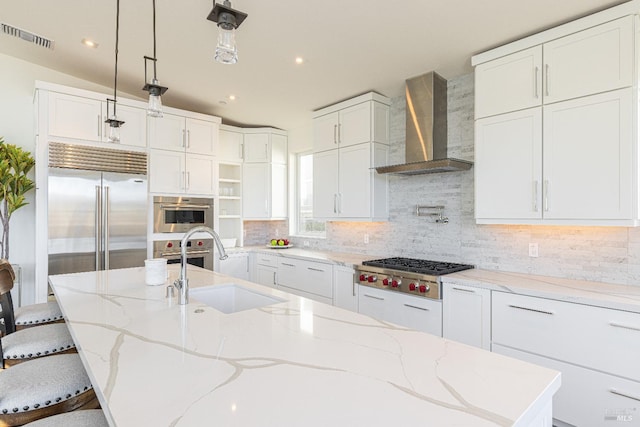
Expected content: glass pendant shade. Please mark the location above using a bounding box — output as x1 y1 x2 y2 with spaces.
215 26 238 64
107 117 121 143
147 79 164 117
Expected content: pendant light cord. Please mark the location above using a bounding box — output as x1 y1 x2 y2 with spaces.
113 0 120 116
152 0 157 80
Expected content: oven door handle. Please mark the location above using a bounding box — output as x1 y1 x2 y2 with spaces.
160 249 212 257
160 204 211 210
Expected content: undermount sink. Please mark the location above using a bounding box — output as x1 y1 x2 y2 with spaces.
190 284 286 314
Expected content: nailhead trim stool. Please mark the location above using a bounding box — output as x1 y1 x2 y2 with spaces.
21 409 109 427
2 323 76 367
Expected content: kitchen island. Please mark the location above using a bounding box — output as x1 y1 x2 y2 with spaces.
49 266 560 426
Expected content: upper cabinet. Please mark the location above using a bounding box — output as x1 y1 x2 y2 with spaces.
243 131 287 163
218 125 244 163
45 91 147 148
473 11 638 226
148 113 218 156
312 93 390 221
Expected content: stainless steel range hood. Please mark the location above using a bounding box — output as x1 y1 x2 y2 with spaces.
375 71 473 175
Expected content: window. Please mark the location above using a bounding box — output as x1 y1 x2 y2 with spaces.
296 152 325 236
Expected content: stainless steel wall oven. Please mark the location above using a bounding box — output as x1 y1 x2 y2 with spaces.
153 196 214 233
153 239 214 270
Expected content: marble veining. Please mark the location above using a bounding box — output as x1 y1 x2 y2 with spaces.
49 266 559 426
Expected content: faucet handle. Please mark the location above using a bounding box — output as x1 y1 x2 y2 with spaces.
166 283 176 299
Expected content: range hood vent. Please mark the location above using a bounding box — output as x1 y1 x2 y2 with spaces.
376 71 472 175
1 23 55 50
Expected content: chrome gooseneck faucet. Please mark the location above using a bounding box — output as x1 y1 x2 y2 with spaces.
174 226 228 305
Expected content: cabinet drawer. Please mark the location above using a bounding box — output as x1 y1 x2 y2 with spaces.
495 344 640 427
255 253 278 267
493 292 640 381
296 260 333 299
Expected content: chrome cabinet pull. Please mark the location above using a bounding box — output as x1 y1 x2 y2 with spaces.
544 64 550 96
333 124 337 144
272 271 277 285
239 143 244 160
338 193 342 214
609 322 640 332
281 262 295 267
186 130 190 148
508 304 554 316
452 287 475 293
160 204 210 210
307 267 325 272
338 123 342 144
534 66 539 98
533 180 539 212
333 194 337 214
364 294 384 301
404 303 429 311
181 129 186 148
609 389 640 402
543 180 549 212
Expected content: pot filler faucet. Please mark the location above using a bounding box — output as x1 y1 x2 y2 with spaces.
174 226 228 305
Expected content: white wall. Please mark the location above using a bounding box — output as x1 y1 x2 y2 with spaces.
0 53 120 305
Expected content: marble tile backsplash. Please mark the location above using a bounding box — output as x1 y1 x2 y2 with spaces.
284 73 640 287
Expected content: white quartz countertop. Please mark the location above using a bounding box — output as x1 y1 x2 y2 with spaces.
244 245 377 268
443 269 640 314
49 266 560 427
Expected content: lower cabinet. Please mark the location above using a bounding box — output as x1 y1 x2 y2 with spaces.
217 252 249 280
333 266 357 311
252 253 278 288
358 286 442 336
442 282 491 350
492 291 640 426
277 258 333 303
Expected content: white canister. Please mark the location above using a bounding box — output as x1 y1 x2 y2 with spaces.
145 258 168 285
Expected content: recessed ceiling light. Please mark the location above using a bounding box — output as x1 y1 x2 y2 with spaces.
295 57 304 65
228 94 236 101
81 38 98 48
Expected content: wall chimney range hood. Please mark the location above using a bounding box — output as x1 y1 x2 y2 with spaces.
375 71 472 175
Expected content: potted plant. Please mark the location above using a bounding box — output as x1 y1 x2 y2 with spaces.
0 138 35 259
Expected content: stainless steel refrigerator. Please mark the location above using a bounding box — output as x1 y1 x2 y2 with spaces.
47 142 148 276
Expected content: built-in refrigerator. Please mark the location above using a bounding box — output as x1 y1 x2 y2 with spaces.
47 142 148 276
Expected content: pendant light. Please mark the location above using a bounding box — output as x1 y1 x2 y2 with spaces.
105 0 124 143
206 0 248 64
142 0 168 117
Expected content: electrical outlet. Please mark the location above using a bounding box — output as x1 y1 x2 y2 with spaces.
303 240 310 247
528 243 539 258
364 233 369 244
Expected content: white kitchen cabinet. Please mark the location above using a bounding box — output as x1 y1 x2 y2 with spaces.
243 163 287 220
252 253 278 288
473 12 637 226
475 46 542 119
313 101 383 152
243 130 287 163
358 286 442 336
217 252 249 280
149 150 215 195
149 113 218 156
46 92 146 148
313 143 388 221
219 126 244 162
277 258 333 302
442 282 491 350
492 291 640 425
333 266 357 312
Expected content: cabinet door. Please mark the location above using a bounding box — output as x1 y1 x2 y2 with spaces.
543 16 633 104
543 88 632 220
338 102 371 147
270 163 287 219
219 129 244 162
244 133 270 162
390 293 442 337
358 286 390 322
313 111 339 152
148 113 185 151
116 104 147 148
298 260 332 299
149 150 184 193
442 283 491 350
339 144 371 218
255 265 277 288
475 46 542 118
475 108 543 220
185 153 215 195
48 92 103 141
271 133 287 164
243 163 269 218
333 267 357 312
312 150 339 218
277 258 300 288
186 118 217 156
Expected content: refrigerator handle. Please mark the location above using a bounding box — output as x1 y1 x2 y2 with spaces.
95 186 102 271
104 186 110 270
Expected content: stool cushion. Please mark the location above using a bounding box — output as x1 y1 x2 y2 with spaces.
2 323 75 361
14 301 64 326
0 354 93 415
22 409 109 427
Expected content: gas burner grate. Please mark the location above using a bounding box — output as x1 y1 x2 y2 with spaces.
362 257 474 275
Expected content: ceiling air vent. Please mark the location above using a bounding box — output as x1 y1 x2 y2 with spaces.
1 23 54 50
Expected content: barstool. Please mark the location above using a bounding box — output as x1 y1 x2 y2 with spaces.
0 354 99 426
14 301 64 331
0 261 75 369
22 409 109 427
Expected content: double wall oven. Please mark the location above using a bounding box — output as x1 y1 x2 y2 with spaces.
153 196 215 270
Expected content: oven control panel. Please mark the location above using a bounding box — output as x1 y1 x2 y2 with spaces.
356 268 440 300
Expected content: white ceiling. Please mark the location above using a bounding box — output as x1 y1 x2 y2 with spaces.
0 0 628 130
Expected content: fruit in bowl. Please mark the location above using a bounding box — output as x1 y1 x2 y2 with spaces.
270 238 290 247
270 239 278 246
